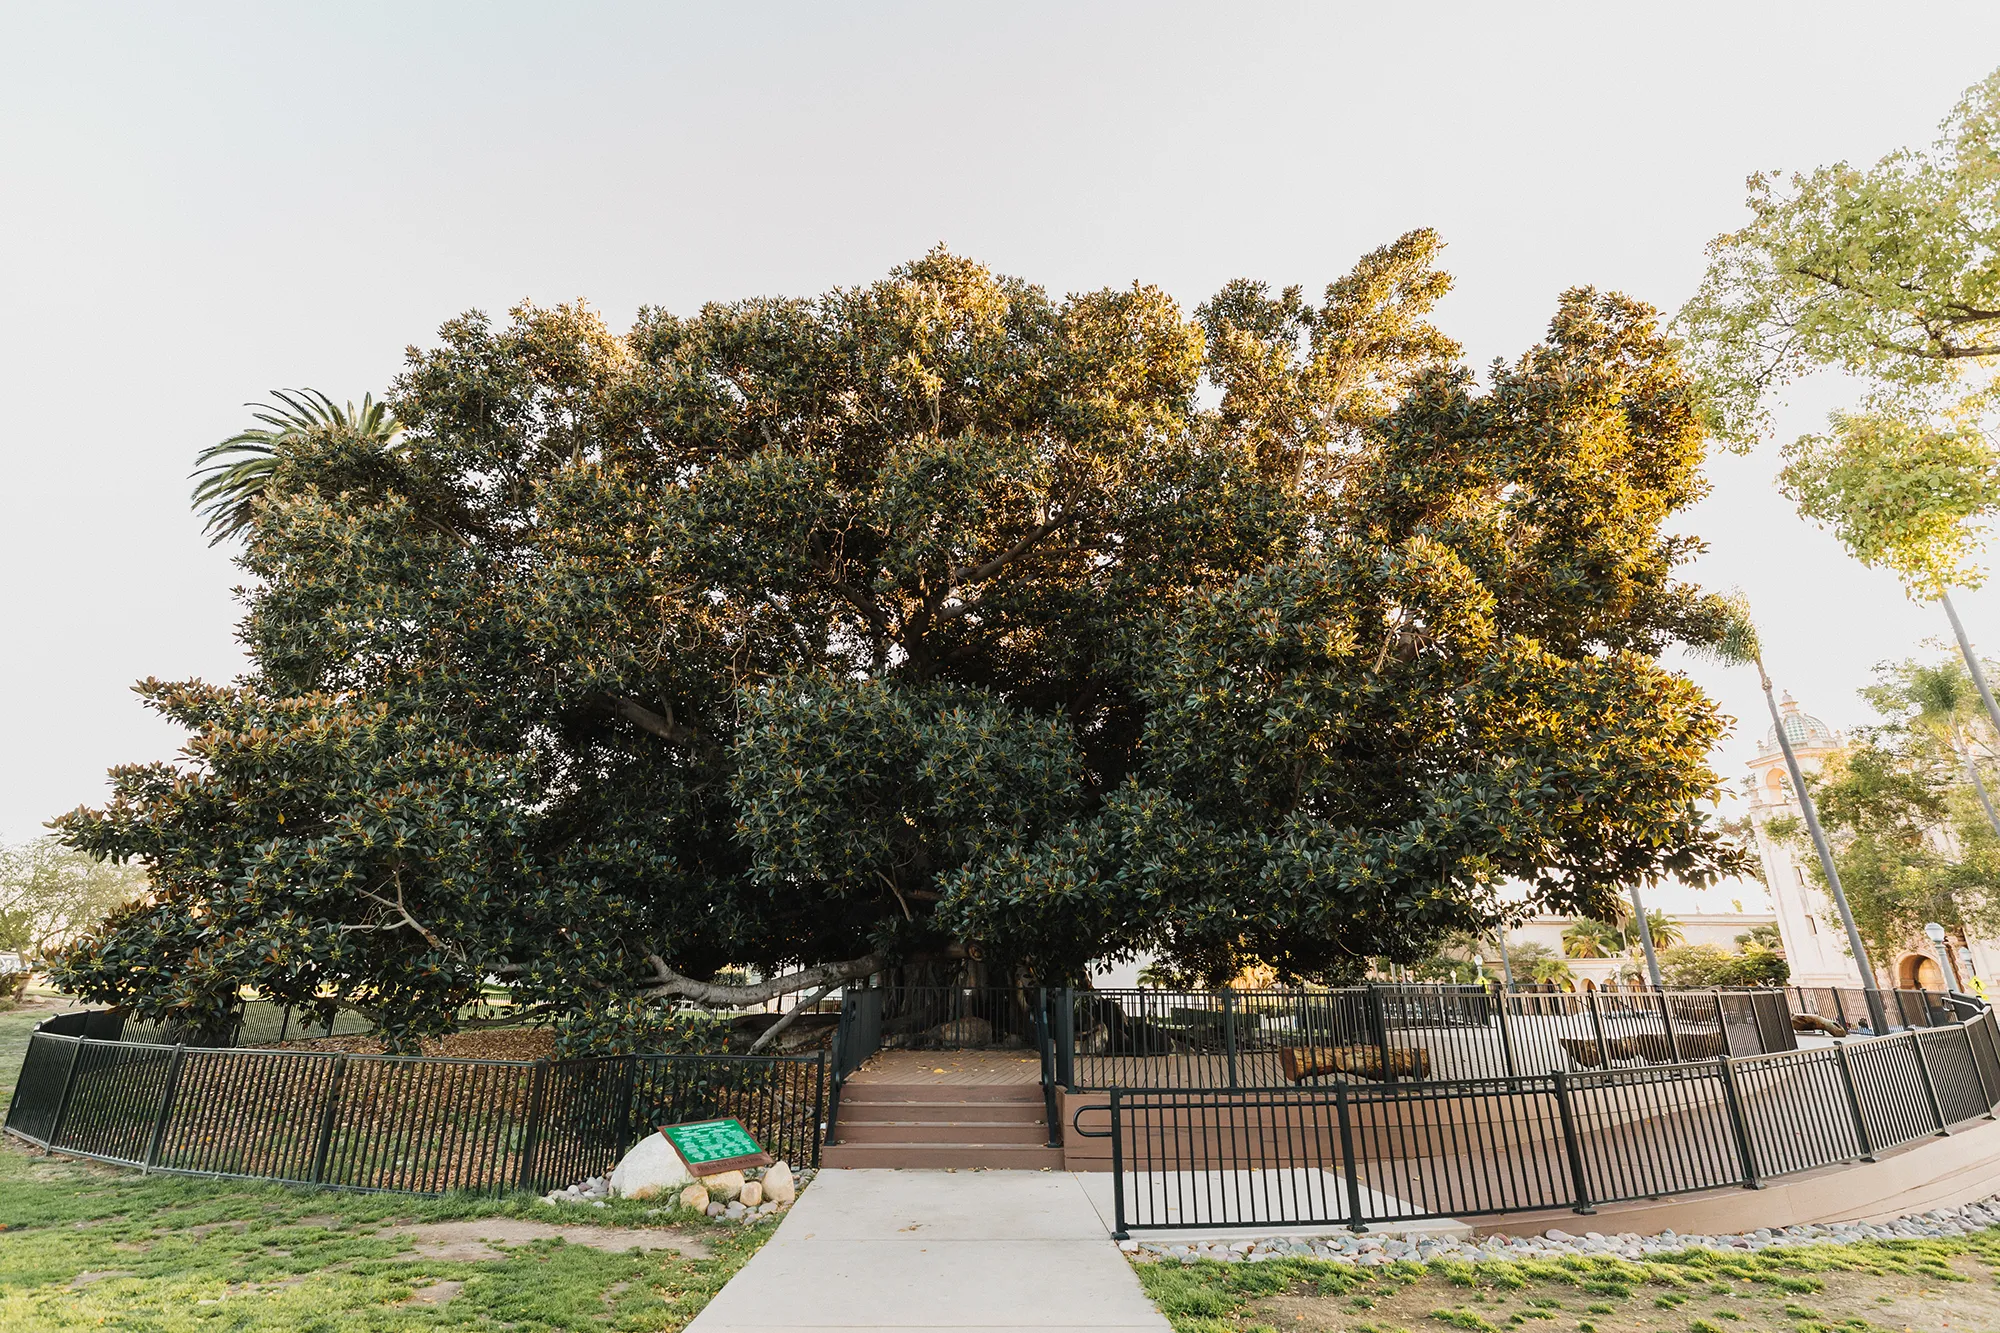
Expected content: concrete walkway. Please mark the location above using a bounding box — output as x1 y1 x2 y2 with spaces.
687 1170 1170 1333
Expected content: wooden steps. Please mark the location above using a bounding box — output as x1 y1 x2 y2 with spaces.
824 1081 1063 1169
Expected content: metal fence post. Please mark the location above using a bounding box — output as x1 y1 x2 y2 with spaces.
1109 1089 1127 1241
1959 1022 1996 1119
1834 1041 1876 1161
141 1045 187 1173
1221 988 1240 1089
44 1037 86 1152
1552 1070 1593 1214
1831 988 1848 1030
1369 987 1395 1084
1660 990 1682 1062
1338 1083 1365 1231
1587 990 1610 1068
1058 985 1075 1089
1496 992 1520 1083
1716 1056 1762 1189
1908 1031 1950 1136
516 1059 549 1191
308 1054 349 1185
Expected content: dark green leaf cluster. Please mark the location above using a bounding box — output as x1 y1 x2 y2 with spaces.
54 238 1746 1033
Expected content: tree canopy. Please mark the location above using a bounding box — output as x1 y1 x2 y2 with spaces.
1678 67 2000 451
54 239 1748 1045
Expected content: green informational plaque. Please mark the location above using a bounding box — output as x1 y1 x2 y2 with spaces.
660 1117 772 1174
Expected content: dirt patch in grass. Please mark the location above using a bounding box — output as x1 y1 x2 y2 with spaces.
402 1278 463 1305
380 1218 713 1261
1136 1232 2000 1333
68 1269 136 1288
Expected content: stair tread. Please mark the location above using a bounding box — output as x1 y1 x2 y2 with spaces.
828 1136 1056 1144
836 1112 1040 1120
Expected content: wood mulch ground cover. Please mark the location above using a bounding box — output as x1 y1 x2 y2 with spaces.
255 1027 560 1060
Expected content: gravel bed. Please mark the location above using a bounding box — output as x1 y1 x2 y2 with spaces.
1125 1195 2000 1264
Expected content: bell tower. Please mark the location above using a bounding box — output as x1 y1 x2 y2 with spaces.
1742 695 1870 987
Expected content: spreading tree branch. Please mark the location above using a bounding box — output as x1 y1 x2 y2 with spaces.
638 952 884 1005
611 696 703 750
745 981 837 1054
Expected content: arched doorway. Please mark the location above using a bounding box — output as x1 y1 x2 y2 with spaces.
1897 952 1945 991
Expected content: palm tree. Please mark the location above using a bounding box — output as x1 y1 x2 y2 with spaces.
1902 659 2000 840
1641 910 1684 949
1562 919 1624 959
1693 594 1888 1031
191 389 399 543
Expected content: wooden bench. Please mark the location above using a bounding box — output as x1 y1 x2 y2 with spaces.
1279 1044 1430 1083
1559 1032 1727 1067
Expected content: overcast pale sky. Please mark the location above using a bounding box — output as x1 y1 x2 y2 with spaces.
4 2 1999 845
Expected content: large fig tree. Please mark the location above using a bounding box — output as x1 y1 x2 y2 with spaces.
54 237 1746 1044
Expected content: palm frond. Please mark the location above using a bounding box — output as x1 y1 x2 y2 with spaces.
1685 590 1763 670
191 390 400 544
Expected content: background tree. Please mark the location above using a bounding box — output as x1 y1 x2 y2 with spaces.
1657 943 1789 988
1681 68 2000 750
1780 656 2000 982
1679 68 2000 451
1736 921 1784 953
53 242 1749 1045
0 837 147 961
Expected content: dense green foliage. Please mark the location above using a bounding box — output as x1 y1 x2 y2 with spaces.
1679 68 2000 453
1657 943 1789 988
55 238 1745 1042
190 389 401 544
1778 657 2000 967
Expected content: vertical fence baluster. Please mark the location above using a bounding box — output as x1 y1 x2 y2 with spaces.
1497 993 1519 1084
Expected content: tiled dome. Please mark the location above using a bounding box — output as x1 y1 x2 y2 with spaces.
1764 694 1836 751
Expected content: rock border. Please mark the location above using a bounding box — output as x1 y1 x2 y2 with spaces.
1125 1196 2000 1264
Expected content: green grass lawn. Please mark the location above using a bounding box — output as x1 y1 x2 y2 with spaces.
0 1005 777 1331
1135 1237 2000 1333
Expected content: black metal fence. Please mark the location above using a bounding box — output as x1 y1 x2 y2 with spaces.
1053 985 1950 1089
1072 1004 2000 1237
5 1025 824 1195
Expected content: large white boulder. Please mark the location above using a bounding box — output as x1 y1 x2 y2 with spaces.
609 1132 695 1200
762 1161 796 1204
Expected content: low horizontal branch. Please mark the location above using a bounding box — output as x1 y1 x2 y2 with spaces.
638 952 884 1006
